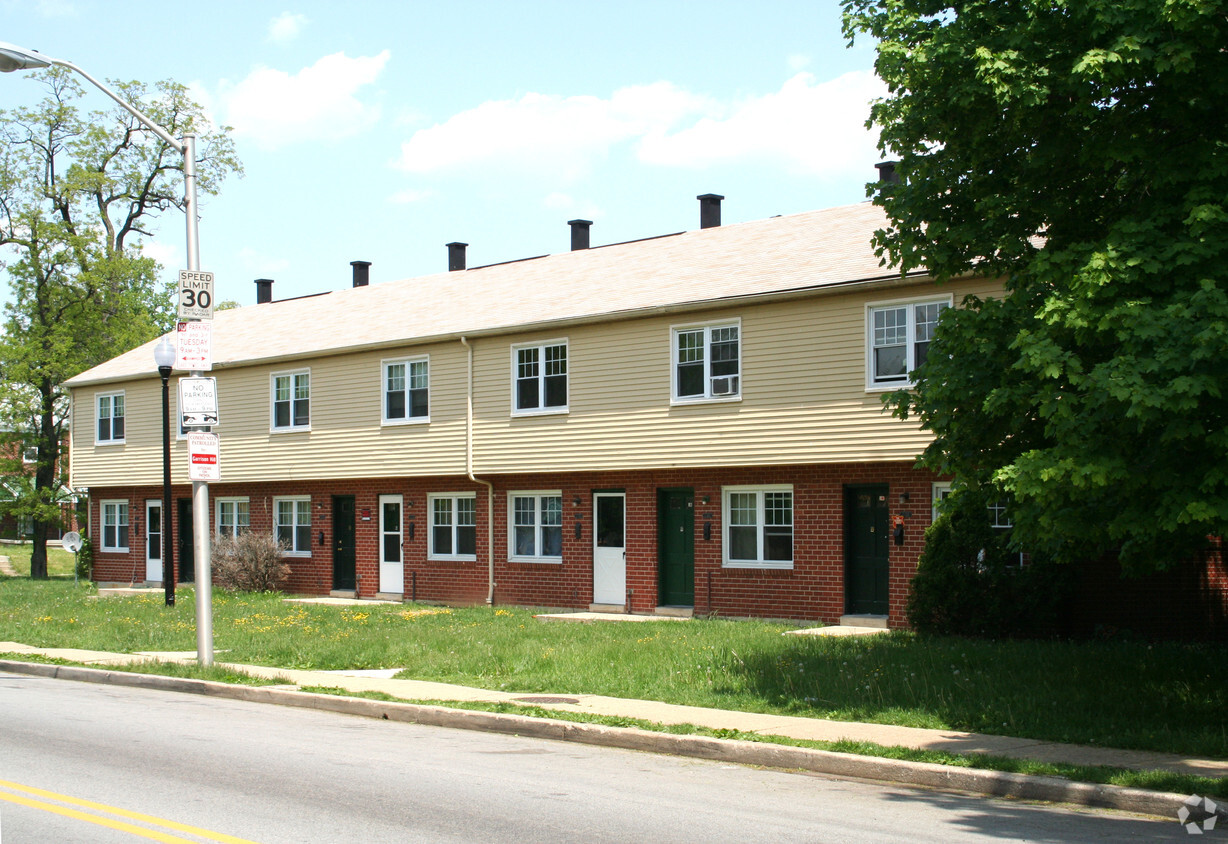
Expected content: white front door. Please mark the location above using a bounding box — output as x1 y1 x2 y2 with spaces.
145 500 163 582
378 494 404 594
593 492 626 605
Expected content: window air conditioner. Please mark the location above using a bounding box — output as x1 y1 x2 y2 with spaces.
710 375 739 396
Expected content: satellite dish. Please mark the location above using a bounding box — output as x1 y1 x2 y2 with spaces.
62 531 83 553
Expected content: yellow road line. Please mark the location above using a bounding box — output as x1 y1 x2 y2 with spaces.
0 779 260 844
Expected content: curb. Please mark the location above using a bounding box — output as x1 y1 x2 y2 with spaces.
0 659 1194 820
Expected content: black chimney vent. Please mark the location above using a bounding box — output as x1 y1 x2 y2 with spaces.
875 161 900 185
568 219 592 251
350 260 371 288
698 193 724 229
447 242 468 272
255 278 273 304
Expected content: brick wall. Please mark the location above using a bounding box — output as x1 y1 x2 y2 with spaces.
86 460 940 625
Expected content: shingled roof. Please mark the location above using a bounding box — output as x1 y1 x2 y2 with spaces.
67 201 915 387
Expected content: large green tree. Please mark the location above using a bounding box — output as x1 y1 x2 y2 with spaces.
843 1 1228 571
0 67 241 578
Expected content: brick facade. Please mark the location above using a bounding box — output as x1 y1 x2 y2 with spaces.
87 460 939 626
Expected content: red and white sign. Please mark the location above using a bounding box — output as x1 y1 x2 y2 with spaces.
187 431 220 482
176 321 212 371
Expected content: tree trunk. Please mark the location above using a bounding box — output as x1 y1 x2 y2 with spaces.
29 520 49 580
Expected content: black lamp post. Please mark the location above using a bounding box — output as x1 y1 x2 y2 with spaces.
154 338 176 607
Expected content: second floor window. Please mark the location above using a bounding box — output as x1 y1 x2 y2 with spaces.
514 342 568 414
868 298 949 388
673 322 740 402
97 392 125 443
272 371 310 430
384 358 429 423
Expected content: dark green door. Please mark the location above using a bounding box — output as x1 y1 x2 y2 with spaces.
177 498 194 583
844 485 889 615
332 496 356 591
657 488 694 606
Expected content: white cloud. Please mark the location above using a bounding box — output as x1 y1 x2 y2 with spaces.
393 82 713 180
637 71 886 177
268 12 308 44
218 51 390 150
391 72 883 183
788 54 812 72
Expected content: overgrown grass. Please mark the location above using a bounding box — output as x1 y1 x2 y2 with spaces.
0 544 77 578
0 580 1223 759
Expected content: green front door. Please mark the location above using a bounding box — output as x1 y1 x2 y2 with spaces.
657 488 694 606
844 484 889 615
332 495 356 591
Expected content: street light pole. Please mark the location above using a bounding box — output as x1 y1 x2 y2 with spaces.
154 339 176 607
1 41 213 664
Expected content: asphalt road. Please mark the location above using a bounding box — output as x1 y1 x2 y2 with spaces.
0 671 1185 843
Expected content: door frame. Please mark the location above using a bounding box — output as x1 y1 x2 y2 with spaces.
592 491 626 606
656 487 695 607
378 494 404 594
843 483 890 615
145 499 163 582
332 495 357 592
176 498 194 583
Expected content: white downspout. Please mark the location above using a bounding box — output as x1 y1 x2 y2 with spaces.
460 336 496 605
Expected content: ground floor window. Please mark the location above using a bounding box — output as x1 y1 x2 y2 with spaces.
722 485 793 568
274 496 311 555
216 498 251 538
509 491 562 561
101 500 129 552
429 493 477 560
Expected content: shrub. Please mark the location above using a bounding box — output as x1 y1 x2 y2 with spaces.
75 536 93 581
212 532 291 592
907 489 1073 638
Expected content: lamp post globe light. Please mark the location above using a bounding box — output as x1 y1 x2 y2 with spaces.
2 40 214 664
154 338 176 607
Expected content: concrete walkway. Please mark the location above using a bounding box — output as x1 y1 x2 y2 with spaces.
0 639 1222 780
0 555 17 577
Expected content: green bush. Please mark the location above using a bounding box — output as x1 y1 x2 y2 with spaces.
212 532 290 592
75 537 93 581
907 490 1073 638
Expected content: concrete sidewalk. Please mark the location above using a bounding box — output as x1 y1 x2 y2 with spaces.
1 640 1223 780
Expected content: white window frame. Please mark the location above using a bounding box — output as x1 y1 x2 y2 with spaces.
215 497 251 538
95 391 126 445
101 499 129 552
722 485 793 569
273 495 312 556
511 340 569 416
508 490 563 562
932 482 953 523
865 295 953 391
428 492 478 561
671 319 742 404
270 369 311 432
382 356 430 425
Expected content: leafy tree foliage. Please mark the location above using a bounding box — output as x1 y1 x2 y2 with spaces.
0 67 241 577
843 1 1228 572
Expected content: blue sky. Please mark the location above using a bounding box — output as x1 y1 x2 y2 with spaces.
2 0 884 306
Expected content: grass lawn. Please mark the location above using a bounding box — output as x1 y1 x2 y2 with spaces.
0 544 78 578
0 578 1223 761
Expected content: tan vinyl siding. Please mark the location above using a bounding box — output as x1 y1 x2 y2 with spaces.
69 277 1005 487
71 340 470 489
469 277 1002 473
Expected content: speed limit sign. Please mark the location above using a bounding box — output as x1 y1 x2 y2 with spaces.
178 270 215 320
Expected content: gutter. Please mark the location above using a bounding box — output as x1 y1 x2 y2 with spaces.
460 336 496 605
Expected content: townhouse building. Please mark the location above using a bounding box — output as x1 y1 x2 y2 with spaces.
65 195 1004 626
